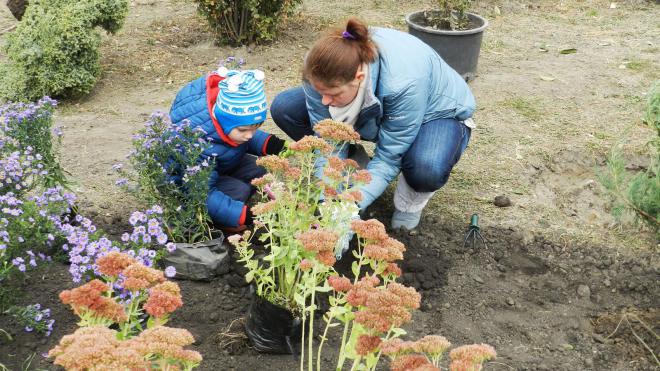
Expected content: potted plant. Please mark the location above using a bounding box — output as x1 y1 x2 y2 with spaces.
405 0 488 81
227 119 369 354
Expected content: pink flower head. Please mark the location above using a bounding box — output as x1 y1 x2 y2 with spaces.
339 190 363 203
96 251 136 277
315 119 360 142
59 280 128 323
384 262 402 277
284 166 302 180
144 281 183 318
449 344 496 365
227 234 242 246
390 354 436 371
289 135 332 153
251 174 275 187
351 219 388 242
327 156 346 172
323 166 343 182
328 276 352 292
346 275 380 307
297 229 338 253
356 334 381 355
414 335 451 356
252 200 278 215
352 169 372 183
256 155 290 173
121 263 165 291
380 338 417 356
300 259 314 272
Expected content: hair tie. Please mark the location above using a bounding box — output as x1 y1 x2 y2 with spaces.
342 30 356 40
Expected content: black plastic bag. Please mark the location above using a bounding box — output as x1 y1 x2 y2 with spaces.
245 295 301 354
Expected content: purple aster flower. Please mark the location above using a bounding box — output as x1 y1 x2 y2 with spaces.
164 266 176 278
166 242 176 252
156 233 168 245
115 178 128 186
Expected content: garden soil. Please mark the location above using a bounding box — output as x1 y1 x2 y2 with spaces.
1 0 658 370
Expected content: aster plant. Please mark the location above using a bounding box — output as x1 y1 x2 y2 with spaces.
50 251 202 370
0 185 76 309
57 206 176 283
116 112 214 243
0 97 67 189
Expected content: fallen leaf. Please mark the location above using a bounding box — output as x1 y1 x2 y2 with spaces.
494 5 501 15
598 41 611 46
559 48 577 54
539 47 549 52
609 2 617 9
539 75 556 81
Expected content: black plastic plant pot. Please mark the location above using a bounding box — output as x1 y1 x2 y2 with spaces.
405 11 488 82
245 295 301 354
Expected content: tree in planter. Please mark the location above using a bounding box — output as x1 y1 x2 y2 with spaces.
0 0 129 101
193 0 302 45
425 0 473 31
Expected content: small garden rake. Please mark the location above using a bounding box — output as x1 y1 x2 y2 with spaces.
463 213 488 249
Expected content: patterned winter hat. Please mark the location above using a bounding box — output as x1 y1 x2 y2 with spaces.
213 68 268 134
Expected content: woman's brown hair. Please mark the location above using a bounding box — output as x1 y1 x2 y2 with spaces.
303 17 377 87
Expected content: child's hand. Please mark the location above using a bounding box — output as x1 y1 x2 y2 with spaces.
265 135 287 155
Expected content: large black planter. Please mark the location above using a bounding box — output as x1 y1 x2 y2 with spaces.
406 11 488 81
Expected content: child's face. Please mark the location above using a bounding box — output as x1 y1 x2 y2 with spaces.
228 124 262 144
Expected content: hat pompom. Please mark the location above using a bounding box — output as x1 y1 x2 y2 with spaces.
253 70 265 81
217 66 228 77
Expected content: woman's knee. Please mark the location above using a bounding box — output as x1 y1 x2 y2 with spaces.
404 164 452 192
270 87 306 125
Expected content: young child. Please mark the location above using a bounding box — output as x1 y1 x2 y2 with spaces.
169 68 286 231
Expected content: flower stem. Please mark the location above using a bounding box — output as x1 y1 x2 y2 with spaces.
308 268 318 371
317 311 335 371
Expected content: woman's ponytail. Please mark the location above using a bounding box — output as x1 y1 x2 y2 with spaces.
303 17 377 87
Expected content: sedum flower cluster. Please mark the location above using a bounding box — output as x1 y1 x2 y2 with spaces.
50 251 201 370
115 111 214 243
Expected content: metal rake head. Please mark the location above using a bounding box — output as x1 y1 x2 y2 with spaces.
463 213 488 250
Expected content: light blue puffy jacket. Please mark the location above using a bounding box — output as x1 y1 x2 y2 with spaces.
303 27 476 208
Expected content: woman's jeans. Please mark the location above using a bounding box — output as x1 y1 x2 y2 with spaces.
271 87 471 194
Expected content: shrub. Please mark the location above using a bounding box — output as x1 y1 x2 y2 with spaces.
193 0 302 45
600 82 660 231
0 0 129 101
116 112 214 243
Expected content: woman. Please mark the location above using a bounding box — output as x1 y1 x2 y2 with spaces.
270 18 475 231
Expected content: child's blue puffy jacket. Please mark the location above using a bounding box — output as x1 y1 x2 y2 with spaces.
169 73 273 227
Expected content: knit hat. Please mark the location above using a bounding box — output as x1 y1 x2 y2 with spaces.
213 68 268 134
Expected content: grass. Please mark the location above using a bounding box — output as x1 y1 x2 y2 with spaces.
501 97 544 121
